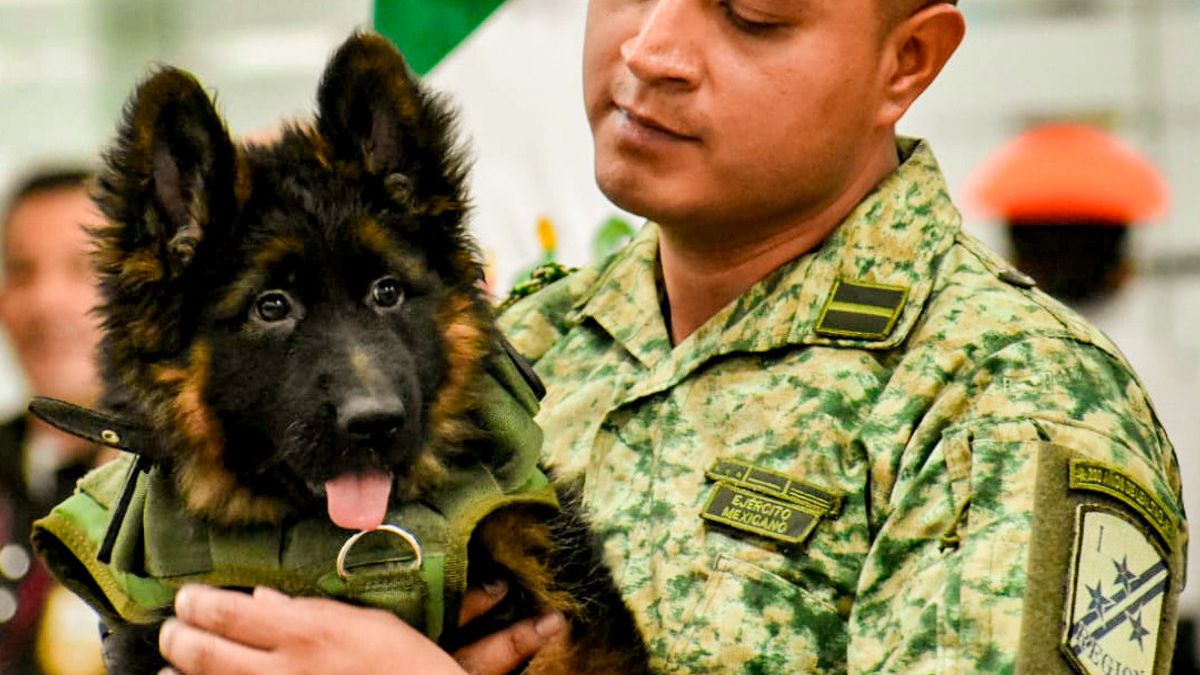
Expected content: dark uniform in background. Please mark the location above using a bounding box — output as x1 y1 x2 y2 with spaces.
0 417 96 675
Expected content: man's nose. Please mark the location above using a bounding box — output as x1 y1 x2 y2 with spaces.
621 0 703 88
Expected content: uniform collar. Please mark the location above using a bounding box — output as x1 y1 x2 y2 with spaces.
573 139 962 384
789 137 962 350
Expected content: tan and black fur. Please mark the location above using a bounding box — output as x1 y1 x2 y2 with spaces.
85 32 648 674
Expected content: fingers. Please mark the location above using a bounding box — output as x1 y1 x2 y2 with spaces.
458 580 509 626
453 612 566 675
162 582 560 675
159 616 274 675
171 585 294 650
161 586 462 675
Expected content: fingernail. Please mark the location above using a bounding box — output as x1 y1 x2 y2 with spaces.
534 612 565 638
159 618 177 646
174 586 193 615
253 586 288 602
482 579 508 597
159 669 180 675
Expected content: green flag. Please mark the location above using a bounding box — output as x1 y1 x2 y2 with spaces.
373 0 507 76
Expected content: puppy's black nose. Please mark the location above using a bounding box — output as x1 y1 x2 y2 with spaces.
338 396 406 444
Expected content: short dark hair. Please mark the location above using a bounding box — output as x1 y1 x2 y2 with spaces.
2 166 93 226
881 0 959 31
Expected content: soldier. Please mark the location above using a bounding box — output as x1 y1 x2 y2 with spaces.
0 168 105 675
159 1 1186 673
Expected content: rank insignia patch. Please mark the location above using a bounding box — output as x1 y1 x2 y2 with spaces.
1062 506 1169 675
814 278 909 340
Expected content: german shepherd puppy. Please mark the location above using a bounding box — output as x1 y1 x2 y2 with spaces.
73 32 647 674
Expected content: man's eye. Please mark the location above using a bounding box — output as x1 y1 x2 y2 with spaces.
718 0 784 34
254 291 293 322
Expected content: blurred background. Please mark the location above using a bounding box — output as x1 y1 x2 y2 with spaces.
0 0 1196 412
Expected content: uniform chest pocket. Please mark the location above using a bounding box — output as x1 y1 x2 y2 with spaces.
668 555 847 674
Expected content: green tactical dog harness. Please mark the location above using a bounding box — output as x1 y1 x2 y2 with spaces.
30 346 557 641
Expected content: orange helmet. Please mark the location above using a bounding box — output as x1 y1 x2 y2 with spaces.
964 123 1169 224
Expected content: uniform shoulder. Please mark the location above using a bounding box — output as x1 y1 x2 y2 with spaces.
912 234 1172 468
916 231 1124 362
497 261 603 364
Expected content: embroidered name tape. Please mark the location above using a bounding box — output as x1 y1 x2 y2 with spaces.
1068 459 1176 549
814 279 909 340
706 458 842 517
701 483 822 545
701 459 843 546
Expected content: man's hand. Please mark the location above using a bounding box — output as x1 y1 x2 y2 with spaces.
158 584 565 675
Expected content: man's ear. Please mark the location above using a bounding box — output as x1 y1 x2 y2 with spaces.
876 4 966 127
95 67 237 279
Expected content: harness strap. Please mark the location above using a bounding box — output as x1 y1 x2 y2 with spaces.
29 341 556 642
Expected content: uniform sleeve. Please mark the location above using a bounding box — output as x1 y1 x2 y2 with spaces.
497 268 595 365
848 335 1187 674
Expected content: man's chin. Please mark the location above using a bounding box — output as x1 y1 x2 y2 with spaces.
598 174 694 227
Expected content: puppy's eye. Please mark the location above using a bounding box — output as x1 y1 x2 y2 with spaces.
369 277 404 309
255 292 293 322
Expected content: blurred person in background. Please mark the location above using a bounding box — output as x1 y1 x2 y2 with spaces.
0 168 105 675
968 122 1200 674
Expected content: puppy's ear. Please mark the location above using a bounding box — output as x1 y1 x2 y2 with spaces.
93 67 237 357
96 67 237 280
316 32 467 217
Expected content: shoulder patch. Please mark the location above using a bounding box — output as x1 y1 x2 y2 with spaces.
1016 443 1183 675
1068 459 1176 549
814 278 909 340
1062 506 1169 675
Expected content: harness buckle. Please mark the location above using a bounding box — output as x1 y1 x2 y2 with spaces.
336 524 424 580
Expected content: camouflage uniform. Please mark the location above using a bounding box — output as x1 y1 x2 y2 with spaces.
500 139 1186 674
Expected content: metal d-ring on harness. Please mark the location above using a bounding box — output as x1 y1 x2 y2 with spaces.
336 524 425 580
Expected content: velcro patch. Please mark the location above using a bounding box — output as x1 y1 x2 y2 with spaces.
814 279 909 340
1069 459 1176 549
1062 506 1169 675
706 458 842 517
701 483 822 545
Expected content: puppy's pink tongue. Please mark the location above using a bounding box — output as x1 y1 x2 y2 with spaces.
325 471 393 530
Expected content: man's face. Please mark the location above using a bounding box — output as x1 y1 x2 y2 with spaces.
584 0 891 237
0 187 102 403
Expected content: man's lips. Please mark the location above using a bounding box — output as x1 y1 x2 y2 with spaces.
615 104 697 141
